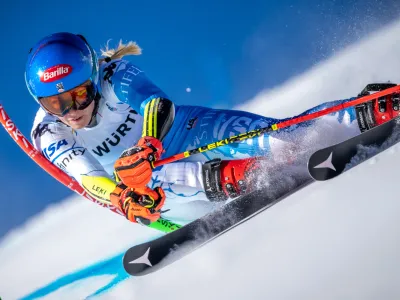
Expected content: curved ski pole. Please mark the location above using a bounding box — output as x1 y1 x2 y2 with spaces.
0 104 180 233
154 85 400 167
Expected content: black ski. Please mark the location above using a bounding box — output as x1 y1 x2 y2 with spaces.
308 117 400 181
123 175 312 276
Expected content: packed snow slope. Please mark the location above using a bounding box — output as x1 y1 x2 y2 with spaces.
1 19 400 300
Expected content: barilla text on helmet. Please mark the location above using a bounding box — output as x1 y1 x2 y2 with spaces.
40 64 73 83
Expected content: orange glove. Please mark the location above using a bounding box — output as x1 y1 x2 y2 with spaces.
110 183 166 225
114 136 163 188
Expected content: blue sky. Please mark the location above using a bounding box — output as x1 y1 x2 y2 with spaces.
0 0 399 238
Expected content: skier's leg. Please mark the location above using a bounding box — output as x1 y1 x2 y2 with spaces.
149 156 270 222
163 103 360 163
162 106 279 161
156 101 362 221
149 162 214 223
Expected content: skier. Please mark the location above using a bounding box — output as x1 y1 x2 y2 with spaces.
25 32 398 226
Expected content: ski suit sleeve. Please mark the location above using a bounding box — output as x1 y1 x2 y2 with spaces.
31 119 117 205
104 59 175 141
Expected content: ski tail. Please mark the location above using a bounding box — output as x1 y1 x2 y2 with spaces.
308 117 400 181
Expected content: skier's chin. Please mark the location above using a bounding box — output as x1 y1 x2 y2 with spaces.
66 116 89 129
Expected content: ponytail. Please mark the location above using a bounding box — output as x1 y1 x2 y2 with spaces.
98 39 142 63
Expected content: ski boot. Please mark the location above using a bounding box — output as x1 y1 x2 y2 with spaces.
355 82 400 132
201 157 265 201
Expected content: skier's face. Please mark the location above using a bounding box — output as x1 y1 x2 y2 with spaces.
57 100 95 129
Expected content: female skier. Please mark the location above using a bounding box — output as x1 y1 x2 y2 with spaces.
25 32 397 226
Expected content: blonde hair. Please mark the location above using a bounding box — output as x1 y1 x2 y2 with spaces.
98 39 142 63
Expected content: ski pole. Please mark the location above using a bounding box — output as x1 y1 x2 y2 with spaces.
0 104 180 233
154 85 400 167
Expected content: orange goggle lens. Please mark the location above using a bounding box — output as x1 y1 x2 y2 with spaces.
38 81 96 116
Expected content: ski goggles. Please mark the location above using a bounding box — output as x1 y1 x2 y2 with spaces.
38 80 96 117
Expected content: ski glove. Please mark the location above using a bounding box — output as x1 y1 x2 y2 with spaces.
110 183 166 225
114 136 163 188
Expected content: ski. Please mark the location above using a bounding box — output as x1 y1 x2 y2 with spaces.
123 176 312 276
308 117 400 181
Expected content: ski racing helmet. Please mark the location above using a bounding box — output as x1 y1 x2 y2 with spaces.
25 32 99 114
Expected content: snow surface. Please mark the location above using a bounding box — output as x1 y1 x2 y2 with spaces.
2 19 400 300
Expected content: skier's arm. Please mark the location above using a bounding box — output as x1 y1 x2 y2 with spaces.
102 60 176 188
104 60 175 141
